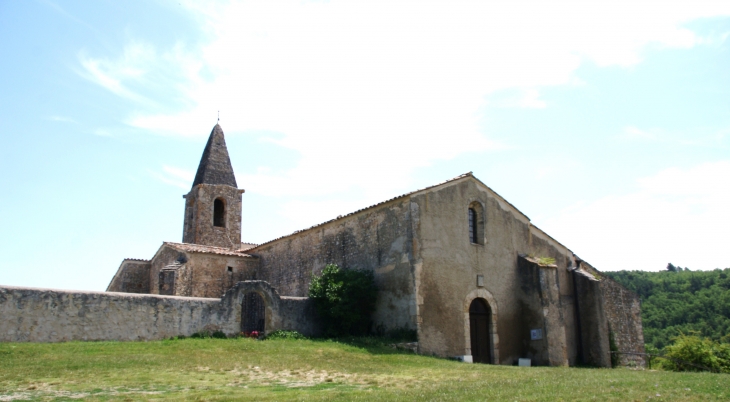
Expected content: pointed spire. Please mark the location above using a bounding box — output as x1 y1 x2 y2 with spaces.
191 124 238 188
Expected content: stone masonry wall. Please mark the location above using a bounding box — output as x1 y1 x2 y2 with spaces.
573 267 612 367
234 281 321 337
527 229 579 366
183 184 242 249
412 178 577 365
149 246 185 296
599 273 646 367
0 282 316 343
106 260 151 293
184 254 258 298
250 198 417 332
516 256 568 366
147 245 257 299
0 286 236 342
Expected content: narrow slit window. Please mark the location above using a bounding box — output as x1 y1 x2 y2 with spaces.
214 198 225 227
468 207 478 243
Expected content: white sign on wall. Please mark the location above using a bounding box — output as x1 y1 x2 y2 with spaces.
530 329 543 340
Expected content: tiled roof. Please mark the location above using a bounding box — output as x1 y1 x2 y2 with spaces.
164 242 254 258
249 172 475 250
122 258 150 262
239 242 258 251
161 261 184 271
192 124 238 188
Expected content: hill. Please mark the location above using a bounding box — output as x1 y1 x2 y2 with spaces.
604 267 730 349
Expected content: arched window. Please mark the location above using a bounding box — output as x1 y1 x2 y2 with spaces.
468 201 484 244
213 198 225 227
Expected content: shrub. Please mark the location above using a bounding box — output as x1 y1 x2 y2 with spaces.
189 330 228 339
265 330 307 340
211 331 227 339
662 334 730 373
308 264 377 337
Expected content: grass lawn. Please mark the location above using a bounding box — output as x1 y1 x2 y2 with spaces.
0 337 727 401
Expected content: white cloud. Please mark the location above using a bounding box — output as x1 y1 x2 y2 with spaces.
80 0 730 202
490 88 548 109
78 49 155 106
617 125 730 146
40 0 101 36
150 165 195 189
279 198 378 232
541 161 730 271
163 165 195 183
77 41 205 110
92 128 113 137
619 126 658 141
47 115 76 123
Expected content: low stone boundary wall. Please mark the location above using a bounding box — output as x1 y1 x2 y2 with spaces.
233 281 321 337
0 281 319 343
0 286 236 342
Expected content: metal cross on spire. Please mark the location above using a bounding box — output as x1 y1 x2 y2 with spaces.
217 110 220 123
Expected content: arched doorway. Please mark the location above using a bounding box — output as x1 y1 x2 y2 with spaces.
469 298 492 363
241 292 265 335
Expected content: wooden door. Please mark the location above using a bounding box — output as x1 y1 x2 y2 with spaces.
469 298 492 364
242 292 265 334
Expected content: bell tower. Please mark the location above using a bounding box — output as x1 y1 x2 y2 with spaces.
182 124 244 249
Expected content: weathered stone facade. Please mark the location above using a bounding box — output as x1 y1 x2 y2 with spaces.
183 184 243 249
107 259 151 294
141 242 259 299
2 123 644 369
598 271 646 366
182 124 244 249
0 286 234 342
251 197 417 332
573 266 612 367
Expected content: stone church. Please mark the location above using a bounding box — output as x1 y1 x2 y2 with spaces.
103 124 645 367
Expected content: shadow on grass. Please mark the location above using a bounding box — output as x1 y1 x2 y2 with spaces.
305 336 420 356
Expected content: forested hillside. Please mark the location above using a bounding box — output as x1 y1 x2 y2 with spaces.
604 267 730 349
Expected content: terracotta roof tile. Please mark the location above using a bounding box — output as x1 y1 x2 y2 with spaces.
239 242 258 251
164 242 255 258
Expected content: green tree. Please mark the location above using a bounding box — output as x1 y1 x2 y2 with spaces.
308 264 377 337
605 267 730 349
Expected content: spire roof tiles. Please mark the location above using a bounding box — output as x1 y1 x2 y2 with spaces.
191 124 238 188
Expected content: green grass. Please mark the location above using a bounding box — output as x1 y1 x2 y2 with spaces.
0 338 728 401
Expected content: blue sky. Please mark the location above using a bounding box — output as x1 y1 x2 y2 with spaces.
1 0 729 291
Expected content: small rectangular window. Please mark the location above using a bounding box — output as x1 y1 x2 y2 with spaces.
227 266 233 273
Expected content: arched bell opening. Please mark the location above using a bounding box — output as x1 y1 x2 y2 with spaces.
241 292 265 335
213 198 226 228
